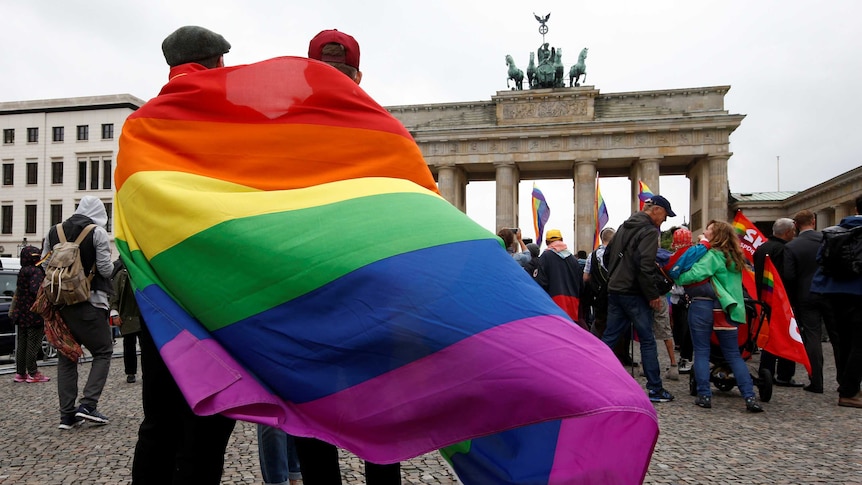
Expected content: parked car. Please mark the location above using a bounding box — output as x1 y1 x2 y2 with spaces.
0 268 57 360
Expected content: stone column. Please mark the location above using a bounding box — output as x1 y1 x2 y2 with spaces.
494 162 519 231
629 157 661 214
833 203 851 224
437 164 467 212
707 154 730 224
574 160 597 252
816 208 834 230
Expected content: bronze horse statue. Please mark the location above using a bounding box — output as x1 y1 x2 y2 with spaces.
505 54 524 90
526 52 536 88
569 47 588 87
554 47 564 88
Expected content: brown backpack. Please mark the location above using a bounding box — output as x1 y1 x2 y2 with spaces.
42 223 96 306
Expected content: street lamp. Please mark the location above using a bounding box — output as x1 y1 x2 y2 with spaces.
16 237 27 255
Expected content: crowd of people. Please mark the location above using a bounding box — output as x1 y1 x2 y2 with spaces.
510 195 862 415
6 21 861 485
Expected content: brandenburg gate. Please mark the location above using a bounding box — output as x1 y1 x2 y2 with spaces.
387 85 744 250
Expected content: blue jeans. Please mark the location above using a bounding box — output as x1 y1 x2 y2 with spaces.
688 299 755 399
258 425 302 483
602 293 663 392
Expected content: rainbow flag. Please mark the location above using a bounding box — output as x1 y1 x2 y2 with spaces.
637 180 654 211
593 175 609 250
759 256 812 374
732 210 766 263
115 57 658 484
531 183 550 245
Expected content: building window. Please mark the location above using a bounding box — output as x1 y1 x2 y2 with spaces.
104 201 113 232
90 159 99 189
102 159 112 189
50 203 63 225
2 129 13 145
76 125 88 141
101 123 114 140
77 160 86 190
27 128 38 143
52 160 63 184
1 205 11 234
25 204 36 234
2 163 13 186
26 162 37 185
52 126 64 142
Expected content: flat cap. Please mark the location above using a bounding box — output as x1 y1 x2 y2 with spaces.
162 26 231 67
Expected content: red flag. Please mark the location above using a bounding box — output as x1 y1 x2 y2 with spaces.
732 210 766 263
759 255 812 375
741 266 757 301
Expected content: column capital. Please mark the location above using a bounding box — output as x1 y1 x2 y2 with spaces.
493 161 516 168
638 156 664 162
707 152 733 161
574 158 598 165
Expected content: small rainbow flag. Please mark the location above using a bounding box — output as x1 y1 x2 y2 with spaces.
637 180 654 211
115 57 658 484
593 175 609 250
532 183 550 245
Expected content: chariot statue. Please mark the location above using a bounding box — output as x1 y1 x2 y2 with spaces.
502 13 589 91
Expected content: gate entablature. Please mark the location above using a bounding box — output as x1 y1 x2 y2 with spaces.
386 85 744 248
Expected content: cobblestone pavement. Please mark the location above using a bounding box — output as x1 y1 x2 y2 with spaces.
0 342 859 484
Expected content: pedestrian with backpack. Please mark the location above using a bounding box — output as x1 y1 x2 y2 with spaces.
810 194 862 408
41 196 115 429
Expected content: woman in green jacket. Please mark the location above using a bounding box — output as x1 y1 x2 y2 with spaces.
676 220 763 412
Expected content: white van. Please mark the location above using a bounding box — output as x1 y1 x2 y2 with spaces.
0 257 21 271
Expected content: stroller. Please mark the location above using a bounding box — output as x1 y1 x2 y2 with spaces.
688 298 774 402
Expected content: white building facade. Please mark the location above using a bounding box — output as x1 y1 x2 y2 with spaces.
0 94 144 258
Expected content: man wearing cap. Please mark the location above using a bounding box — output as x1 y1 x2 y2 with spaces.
130 25 236 485
601 195 677 403
533 229 585 329
287 29 401 485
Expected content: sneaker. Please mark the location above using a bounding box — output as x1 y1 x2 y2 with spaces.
745 397 764 413
126 374 136 383
26 372 51 383
665 364 680 381
695 395 712 408
75 404 109 425
649 388 675 403
678 359 693 374
13 373 28 383
58 414 85 430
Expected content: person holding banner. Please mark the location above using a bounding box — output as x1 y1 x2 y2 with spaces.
753 218 803 388
675 220 764 412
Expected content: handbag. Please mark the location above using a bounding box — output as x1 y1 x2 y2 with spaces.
30 286 83 361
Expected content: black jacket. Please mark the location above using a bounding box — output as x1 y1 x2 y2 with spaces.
783 230 823 305
603 211 661 301
753 235 787 300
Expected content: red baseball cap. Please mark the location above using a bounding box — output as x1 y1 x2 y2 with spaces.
308 29 360 70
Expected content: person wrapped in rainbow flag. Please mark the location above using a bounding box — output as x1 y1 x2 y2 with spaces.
115 36 659 484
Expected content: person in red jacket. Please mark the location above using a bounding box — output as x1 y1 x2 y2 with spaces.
534 229 585 329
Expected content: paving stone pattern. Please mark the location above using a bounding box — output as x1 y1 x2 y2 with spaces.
0 343 859 484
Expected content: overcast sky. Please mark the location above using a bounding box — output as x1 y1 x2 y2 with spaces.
4 1 860 246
